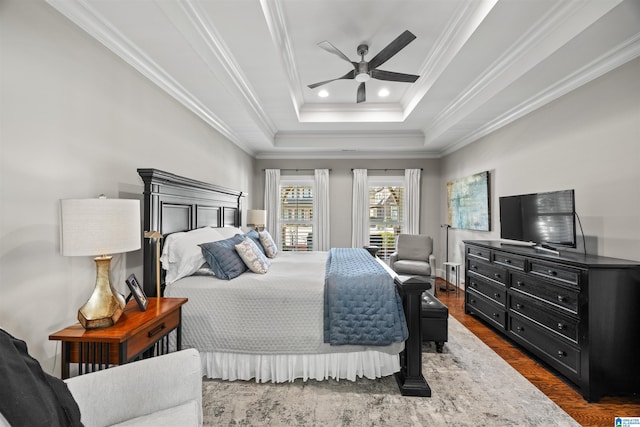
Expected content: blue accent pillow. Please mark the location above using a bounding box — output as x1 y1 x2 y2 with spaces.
246 230 266 255
199 234 247 280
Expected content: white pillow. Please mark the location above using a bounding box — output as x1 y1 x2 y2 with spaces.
215 226 244 240
258 230 278 258
160 227 224 284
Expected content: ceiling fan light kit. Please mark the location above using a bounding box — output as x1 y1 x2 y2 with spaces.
308 30 420 103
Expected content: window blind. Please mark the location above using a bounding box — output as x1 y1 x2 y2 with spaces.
279 182 313 251
368 184 405 259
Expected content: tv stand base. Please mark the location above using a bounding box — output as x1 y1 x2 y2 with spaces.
534 244 560 256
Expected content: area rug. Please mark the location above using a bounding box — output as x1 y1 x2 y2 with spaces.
201 316 579 426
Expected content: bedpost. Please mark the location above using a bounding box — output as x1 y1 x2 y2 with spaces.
394 275 432 397
138 169 161 297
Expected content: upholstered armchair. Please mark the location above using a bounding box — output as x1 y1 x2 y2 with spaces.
389 234 436 280
65 349 203 426
0 347 203 427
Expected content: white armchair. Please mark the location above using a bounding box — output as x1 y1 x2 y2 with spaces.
389 234 436 279
1 325 203 427
65 349 202 427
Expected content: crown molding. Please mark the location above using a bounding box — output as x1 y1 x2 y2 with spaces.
46 0 255 155
255 149 439 160
179 0 277 138
260 0 305 118
425 0 623 144
402 0 497 117
274 130 424 149
440 32 640 157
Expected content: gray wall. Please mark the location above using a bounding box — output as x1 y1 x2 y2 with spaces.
0 0 255 374
440 57 640 268
254 158 441 252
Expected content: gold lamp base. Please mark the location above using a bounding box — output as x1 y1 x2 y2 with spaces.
78 256 126 329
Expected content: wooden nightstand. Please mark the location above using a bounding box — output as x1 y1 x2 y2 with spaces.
49 297 187 379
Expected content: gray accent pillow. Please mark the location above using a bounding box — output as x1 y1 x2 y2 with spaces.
200 234 247 280
258 230 278 258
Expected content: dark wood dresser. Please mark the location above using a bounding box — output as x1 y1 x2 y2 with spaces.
464 240 640 402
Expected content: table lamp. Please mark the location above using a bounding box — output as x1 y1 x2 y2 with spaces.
247 209 266 231
60 196 141 329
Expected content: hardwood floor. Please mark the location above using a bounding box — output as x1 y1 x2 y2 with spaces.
434 279 640 427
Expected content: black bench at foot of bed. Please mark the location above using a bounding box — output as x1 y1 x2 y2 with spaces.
421 292 449 353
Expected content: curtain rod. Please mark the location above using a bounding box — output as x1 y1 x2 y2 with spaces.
262 168 332 171
350 168 423 171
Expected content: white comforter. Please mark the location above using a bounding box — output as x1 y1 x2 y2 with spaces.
164 251 402 355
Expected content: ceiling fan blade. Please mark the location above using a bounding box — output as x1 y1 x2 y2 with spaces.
356 82 366 103
368 30 416 70
371 69 419 83
317 41 357 67
307 69 356 89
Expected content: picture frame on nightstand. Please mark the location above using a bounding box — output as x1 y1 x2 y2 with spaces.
125 274 148 311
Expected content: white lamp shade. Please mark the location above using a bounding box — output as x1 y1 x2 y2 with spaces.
247 209 266 226
60 198 141 256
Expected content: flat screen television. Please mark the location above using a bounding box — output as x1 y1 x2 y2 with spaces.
499 189 576 249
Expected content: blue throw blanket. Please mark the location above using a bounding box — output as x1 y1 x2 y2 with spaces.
324 248 408 345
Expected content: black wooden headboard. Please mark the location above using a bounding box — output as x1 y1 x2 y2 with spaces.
138 168 246 296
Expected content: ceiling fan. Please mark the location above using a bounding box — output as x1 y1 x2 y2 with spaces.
308 30 420 103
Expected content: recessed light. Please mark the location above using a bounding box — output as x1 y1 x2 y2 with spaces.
378 88 390 97
318 89 329 98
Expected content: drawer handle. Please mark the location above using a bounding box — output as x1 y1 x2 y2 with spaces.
471 282 478 288
504 259 512 264
494 293 500 299
548 270 558 276
557 323 565 330
516 280 524 286
516 326 524 332
557 350 566 358
494 273 501 279
515 303 523 309
470 299 476 304
472 264 478 270
148 323 166 338
492 312 500 318
557 295 566 303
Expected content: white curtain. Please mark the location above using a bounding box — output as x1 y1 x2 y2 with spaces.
351 169 369 248
313 169 330 251
404 169 421 234
264 169 281 249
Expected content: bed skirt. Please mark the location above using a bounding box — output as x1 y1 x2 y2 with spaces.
199 350 400 383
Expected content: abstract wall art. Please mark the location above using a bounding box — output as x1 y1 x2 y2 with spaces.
447 171 491 231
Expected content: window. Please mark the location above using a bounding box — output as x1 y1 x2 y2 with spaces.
368 176 405 260
279 177 313 251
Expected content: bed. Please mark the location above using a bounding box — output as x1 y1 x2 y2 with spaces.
138 169 430 395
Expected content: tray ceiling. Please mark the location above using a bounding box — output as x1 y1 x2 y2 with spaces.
46 0 640 159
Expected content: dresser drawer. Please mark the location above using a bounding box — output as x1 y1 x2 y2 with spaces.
529 260 581 288
509 314 580 380
511 272 579 315
467 274 506 306
466 289 507 330
466 245 490 262
492 252 525 271
509 292 579 343
126 310 180 359
467 259 508 284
